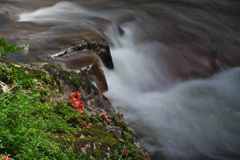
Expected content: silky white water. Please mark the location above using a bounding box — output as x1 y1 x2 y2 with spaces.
19 1 94 23
105 24 240 160
18 2 240 159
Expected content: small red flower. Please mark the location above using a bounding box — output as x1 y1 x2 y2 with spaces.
69 91 85 113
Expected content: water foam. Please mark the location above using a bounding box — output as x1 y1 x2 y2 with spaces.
18 1 95 23
105 24 240 159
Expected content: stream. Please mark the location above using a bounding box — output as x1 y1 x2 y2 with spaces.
1 0 240 159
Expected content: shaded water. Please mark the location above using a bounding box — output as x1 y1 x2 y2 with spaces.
1 0 240 159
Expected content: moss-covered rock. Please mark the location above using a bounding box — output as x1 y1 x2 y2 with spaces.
0 60 148 160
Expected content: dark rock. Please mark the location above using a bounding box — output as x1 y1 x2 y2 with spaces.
117 26 125 36
48 39 114 93
54 52 108 93
50 39 114 69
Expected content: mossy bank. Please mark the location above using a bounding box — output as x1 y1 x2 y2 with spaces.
0 59 149 159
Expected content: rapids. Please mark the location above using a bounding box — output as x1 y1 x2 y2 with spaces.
2 0 240 159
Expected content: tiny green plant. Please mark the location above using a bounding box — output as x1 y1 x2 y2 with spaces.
0 38 21 57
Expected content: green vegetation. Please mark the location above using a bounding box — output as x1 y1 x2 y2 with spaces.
0 61 146 160
0 38 21 57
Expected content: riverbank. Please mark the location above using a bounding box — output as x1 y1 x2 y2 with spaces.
0 43 149 159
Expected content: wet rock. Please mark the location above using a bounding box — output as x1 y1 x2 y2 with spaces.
48 39 114 93
53 53 108 93
117 26 125 36
50 39 114 69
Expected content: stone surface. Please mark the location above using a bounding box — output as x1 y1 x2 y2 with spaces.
50 39 114 69
48 39 114 93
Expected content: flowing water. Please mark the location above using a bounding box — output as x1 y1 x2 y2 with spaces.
1 0 240 159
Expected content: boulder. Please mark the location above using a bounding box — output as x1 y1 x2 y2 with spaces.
49 39 113 93
50 39 114 69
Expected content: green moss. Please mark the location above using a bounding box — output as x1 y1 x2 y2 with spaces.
0 62 146 160
0 38 21 57
78 127 118 146
43 64 93 93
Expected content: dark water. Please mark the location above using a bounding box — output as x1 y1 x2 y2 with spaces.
1 0 240 159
